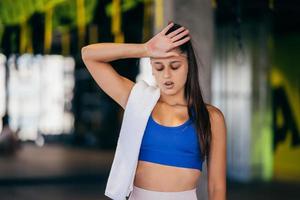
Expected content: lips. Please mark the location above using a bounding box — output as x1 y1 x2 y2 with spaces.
164 81 174 89
164 81 174 85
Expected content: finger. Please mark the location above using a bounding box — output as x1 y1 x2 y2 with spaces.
161 22 174 35
171 29 189 42
173 36 191 47
166 27 185 38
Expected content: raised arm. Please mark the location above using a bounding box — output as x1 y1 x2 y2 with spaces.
82 43 148 62
81 43 146 109
81 22 190 109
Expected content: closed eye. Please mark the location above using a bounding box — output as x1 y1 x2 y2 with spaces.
154 63 181 71
171 62 182 69
171 67 180 70
155 67 179 71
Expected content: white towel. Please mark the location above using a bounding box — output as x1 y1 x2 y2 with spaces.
104 79 160 200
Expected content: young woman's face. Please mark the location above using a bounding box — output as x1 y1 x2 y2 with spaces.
150 48 188 95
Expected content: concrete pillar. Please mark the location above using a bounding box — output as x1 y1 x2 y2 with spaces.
153 0 214 199
154 0 214 103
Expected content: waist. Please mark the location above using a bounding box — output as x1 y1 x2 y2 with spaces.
135 160 201 191
138 147 203 171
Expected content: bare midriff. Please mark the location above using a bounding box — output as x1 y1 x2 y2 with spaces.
133 160 201 192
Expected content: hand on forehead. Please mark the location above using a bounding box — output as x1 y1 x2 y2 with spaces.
151 48 186 61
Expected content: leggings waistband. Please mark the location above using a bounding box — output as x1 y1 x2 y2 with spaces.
128 185 197 200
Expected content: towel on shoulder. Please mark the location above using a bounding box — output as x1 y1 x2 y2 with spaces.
104 79 160 200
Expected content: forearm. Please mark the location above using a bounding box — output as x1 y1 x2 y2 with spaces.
81 43 148 62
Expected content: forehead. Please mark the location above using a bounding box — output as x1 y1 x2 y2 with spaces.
151 57 185 64
151 54 187 64
150 47 187 63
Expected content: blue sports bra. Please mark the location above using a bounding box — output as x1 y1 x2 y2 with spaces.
138 111 203 171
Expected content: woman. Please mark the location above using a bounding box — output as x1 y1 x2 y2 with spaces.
81 22 226 200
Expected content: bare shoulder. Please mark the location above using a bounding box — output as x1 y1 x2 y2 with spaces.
205 103 226 131
206 104 225 120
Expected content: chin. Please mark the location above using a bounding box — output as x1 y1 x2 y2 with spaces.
160 88 178 96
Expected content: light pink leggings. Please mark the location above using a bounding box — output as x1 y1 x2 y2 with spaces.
128 185 198 200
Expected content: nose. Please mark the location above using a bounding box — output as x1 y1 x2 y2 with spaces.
163 68 171 78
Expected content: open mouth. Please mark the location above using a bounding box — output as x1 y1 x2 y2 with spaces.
164 81 174 89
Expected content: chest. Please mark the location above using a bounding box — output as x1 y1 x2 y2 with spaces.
141 114 200 154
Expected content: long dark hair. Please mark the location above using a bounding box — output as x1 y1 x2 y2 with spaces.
165 23 212 163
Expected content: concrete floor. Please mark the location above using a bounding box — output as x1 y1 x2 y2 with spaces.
0 143 111 200
0 143 299 200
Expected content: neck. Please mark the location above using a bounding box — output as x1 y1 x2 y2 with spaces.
159 89 187 107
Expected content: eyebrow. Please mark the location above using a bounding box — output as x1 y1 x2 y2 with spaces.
153 61 181 64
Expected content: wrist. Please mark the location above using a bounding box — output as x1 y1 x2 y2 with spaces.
142 43 150 57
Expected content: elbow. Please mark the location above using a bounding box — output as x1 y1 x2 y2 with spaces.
81 46 89 61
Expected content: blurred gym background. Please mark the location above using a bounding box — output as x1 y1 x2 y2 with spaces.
0 0 299 199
